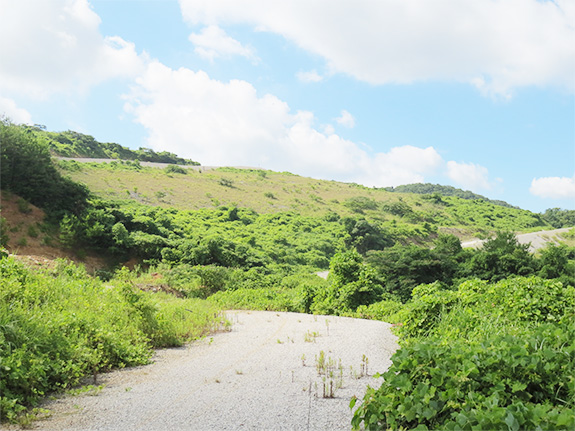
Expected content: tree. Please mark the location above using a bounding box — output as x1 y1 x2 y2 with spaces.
0 119 89 217
538 243 575 287
312 249 383 314
342 218 393 254
541 208 575 228
466 231 536 281
367 245 451 302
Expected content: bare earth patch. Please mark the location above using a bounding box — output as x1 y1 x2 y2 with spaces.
0 191 108 272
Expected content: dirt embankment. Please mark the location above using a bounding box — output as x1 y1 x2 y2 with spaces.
0 191 106 272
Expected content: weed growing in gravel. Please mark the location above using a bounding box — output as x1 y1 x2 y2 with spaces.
360 355 369 377
304 330 319 342
315 350 344 398
64 385 105 397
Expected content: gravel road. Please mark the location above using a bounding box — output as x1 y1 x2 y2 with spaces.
33 311 398 431
460 227 573 252
55 157 258 172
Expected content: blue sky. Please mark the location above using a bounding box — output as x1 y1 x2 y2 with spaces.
0 0 573 213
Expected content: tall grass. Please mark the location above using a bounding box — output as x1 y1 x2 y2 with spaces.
0 256 224 423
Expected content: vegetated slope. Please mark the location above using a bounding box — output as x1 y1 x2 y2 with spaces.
58 161 549 239
26 125 199 165
385 182 516 208
0 191 107 271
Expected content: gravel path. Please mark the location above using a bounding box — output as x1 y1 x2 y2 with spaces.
460 227 573 252
33 311 398 431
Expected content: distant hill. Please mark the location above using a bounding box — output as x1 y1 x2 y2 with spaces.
28 125 200 166
385 183 516 208
1 120 557 246
57 161 550 240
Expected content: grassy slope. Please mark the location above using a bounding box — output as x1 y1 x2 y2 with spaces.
61 163 550 239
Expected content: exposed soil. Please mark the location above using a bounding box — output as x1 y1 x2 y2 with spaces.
0 191 107 272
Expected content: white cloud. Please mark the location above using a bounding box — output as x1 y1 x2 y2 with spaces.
0 0 145 99
179 0 575 96
336 110 355 128
296 70 323 83
124 62 447 186
189 25 258 62
447 161 492 191
0 97 32 124
530 175 575 199
364 146 443 187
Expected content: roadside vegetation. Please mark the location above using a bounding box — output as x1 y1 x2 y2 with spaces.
0 254 224 423
351 277 574 430
1 119 574 428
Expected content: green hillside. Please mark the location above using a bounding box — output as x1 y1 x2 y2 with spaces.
28 125 199 165
385 182 516 208
58 161 548 239
2 119 574 429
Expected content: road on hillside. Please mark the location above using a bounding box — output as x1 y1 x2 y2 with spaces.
33 311 398 431
460 227 573 252
55 157 260 171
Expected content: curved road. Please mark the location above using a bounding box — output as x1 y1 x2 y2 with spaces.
461 227 573 252
34 311 398 431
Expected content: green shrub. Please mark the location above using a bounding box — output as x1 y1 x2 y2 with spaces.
164 165 187 175
0 256 223 422
311 250 383 315
355 298 403 322
397 277 574 341
27 225 39 238
208 287 298 311
17 198 31 214
352 276 575 430
343 196 378 213
0 217 9 246
219 178 233 187
352 321 575 431
166 264 231 298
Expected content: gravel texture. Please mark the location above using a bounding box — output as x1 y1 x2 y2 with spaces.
32 311 398 431
460 227 573 252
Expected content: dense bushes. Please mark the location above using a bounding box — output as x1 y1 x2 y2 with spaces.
351 277 575 430
0 256 223 422
353 322 574 431
311 249 383 315
365 231 574 303
39 128 200 165
0 120 89 218
54 200 345 271
541 208 575 228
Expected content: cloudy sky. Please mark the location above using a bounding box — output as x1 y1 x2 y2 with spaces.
1 0 573 212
